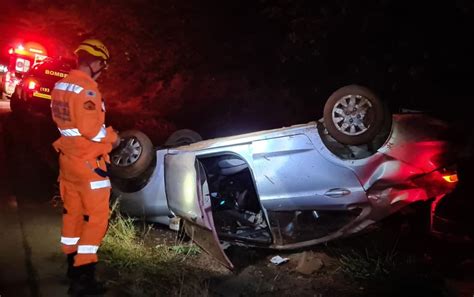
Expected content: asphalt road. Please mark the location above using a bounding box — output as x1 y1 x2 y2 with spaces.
0 102 124 296
0 105 70 297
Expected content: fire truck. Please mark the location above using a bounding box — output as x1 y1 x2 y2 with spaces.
10 55 76 115
1 42 48 100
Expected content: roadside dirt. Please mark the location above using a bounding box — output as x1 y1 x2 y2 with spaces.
140 219 474 297
137 225 363 297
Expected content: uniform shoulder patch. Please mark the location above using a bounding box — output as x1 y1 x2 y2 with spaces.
83 100 96 110
86 90 96 97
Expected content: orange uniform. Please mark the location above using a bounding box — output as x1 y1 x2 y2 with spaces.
51 69 118 267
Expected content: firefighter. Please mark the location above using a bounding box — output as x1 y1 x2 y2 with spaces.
50 39 119 296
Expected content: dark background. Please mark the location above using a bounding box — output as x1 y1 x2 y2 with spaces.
1 2 473 295
1 0 474 140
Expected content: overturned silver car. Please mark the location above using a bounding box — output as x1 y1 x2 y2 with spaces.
110 85 458 268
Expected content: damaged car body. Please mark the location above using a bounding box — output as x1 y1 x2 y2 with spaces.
110 85 458 269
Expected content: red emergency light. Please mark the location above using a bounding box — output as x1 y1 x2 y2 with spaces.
9 45 25 55
8 43 47 57
29 48 44 54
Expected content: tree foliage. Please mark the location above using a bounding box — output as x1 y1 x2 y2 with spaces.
9 0 474 137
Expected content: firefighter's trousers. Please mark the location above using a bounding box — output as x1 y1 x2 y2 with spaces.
59 154 110 267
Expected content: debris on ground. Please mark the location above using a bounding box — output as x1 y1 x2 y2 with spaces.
295 251 325 275
270 255 290 265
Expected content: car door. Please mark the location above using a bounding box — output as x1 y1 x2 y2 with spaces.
164 151 234 269
251 133 366 211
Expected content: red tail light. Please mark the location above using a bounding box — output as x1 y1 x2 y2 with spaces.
411 168 458 198
27 80 39 91
439 167 458 183
441 172 458 183
28 81 37 90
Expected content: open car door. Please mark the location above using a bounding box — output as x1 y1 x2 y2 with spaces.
164 151 234 269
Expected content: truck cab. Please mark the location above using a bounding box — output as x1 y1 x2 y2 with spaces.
10 56 76 115
1 42 48 100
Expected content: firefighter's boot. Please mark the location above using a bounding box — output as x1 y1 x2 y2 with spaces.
68 263 106 296
66 252 78 279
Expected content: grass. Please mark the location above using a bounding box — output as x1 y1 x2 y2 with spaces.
338 246 399 281
324 230 402 282
99 201 210 297
167 244 201 257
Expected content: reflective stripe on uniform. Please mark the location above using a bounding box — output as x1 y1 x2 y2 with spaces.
90 179 111 190
61 236 80 245
91 126 107 142
59 128 81 137
77 245 99 254
54 82 84 94
59 125 107 142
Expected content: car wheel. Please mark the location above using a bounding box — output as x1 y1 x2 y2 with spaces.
164 129 202 147
323 85 387 145
109 130 154 179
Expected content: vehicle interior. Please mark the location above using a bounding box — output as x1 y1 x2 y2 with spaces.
198 154 272 245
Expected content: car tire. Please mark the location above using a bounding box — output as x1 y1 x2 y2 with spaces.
323 85 387 145
164 129 202 147
109 130 154 179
